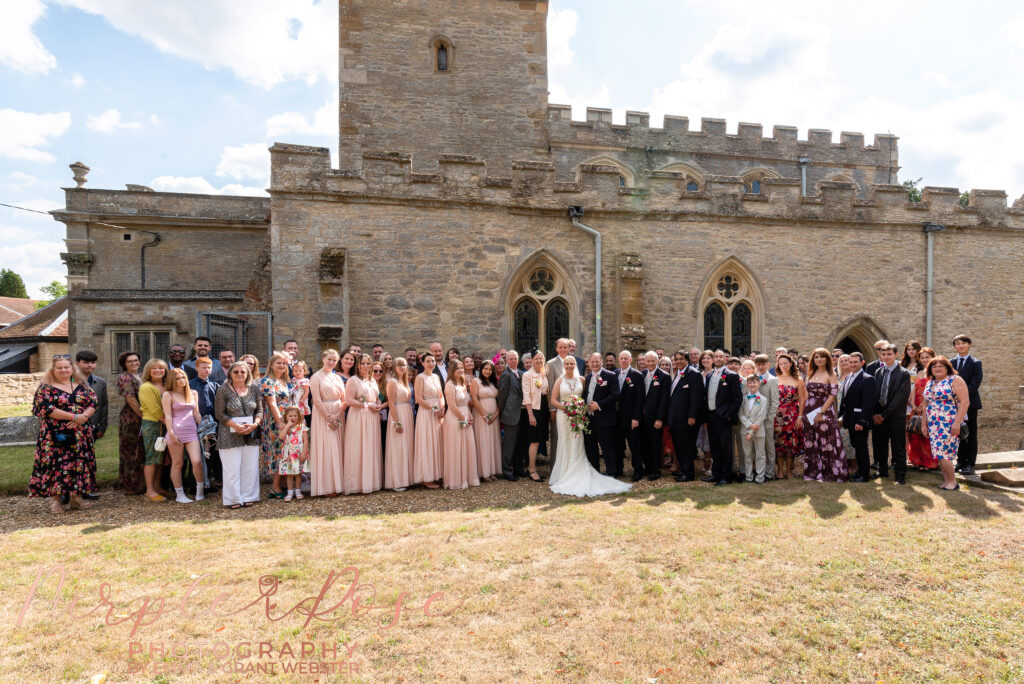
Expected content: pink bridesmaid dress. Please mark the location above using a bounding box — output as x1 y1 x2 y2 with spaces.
309 370 345 496
441 383 479 489
473 379 501 479
384 379 415 490
413 374 444 484
343 376 383 494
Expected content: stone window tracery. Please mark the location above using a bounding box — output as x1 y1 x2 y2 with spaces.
508 262 576 358
698 260 763 356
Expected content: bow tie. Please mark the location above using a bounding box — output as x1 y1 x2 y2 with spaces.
747 394 757 399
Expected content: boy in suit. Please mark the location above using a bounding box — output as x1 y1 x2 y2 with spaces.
951 334 982 475
738 375 768 483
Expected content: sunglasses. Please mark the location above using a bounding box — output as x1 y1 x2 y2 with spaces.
53 354 72 360
372 369 383 374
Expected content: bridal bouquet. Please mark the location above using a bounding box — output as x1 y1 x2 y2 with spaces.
561 395 591 437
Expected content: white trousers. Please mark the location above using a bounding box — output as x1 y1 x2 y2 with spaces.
220 445 260 506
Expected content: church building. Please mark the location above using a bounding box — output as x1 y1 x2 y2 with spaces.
53 0 1024 422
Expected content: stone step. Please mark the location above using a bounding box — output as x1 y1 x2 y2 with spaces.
979 468 1024 487
975 450 1024 469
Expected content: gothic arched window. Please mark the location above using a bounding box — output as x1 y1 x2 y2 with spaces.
697 259 765 355
431 35 454 73
507 260 577 358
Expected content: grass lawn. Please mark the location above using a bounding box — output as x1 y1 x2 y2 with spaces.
0 432 118 495
0 476 1021 682
0 403 31 419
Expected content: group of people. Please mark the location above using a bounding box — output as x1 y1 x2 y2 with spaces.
27 331 982 513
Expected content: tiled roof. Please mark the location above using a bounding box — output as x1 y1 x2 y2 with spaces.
0 297 68 340
0 296 41 327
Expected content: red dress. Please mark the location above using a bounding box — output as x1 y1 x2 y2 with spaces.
774 383 803 459
907 376 938 469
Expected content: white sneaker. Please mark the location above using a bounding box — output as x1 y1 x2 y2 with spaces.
195 490 205 501
393 487 407 492
294 491 303 499
284 491 293 502
176 495 194 504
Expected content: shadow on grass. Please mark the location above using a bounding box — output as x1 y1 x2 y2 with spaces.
2 465 1020 535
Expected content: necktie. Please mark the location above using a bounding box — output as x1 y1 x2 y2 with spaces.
956 357 964 371
879 367 891 406
586 373 597 410
645 371 653 391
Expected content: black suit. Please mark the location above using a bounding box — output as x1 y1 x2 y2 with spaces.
497 368 529 477
952 355 982 469
615 367 644 475
638 368 671 477
871 363 912 479
864 360 881 376
582 369 621 474
839 370 876 479
667 367 704 479
705 368 743 483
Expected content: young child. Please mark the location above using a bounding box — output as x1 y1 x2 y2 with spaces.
290 361 311 427
278 406 309 501
738 374 769 484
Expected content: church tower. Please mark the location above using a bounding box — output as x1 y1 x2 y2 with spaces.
337 0 550 172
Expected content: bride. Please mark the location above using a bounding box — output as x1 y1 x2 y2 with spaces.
548 357 632 497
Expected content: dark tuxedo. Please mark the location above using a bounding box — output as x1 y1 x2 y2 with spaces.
614 367 644 476
865 360 881 376
839 369 876 479
636 368 671 477
705 367 743 483
582 369 621 474
952 354 982 469
871 363 912 480
497 367 529 478
667 367 704 479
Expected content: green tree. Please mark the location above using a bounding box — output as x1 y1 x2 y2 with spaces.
959 191 970 207
34 280 68 309
903 177 923 203
0 269 29 298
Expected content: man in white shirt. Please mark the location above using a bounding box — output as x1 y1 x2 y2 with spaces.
753 354 780 479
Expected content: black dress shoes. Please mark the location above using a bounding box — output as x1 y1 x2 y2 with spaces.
647 473 660 481
959 466 975 475
700 475 716 483
630 473 644 482
674 474 692 482
504 474 518 482
850 475 868 483
895 476 906 485
714 479 730 486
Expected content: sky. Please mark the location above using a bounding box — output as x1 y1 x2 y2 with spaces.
2 0 1023 298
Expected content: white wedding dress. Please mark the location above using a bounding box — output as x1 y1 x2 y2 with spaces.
548 375 633 497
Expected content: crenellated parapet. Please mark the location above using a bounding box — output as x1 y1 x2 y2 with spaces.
268 144 1024 231
545 105 898 172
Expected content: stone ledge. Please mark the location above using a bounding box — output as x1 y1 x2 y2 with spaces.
73 289 246 301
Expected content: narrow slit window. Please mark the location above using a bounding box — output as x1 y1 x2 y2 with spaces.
437 45 448 72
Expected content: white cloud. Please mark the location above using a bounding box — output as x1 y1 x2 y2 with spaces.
215 143 269 182
149 175 267 196
86 109 145 134
547 8 578 70
56 0 336 89
71 72 87 88
0 0 57 75
548 82 612 122
265 99 335 140
0 109 71 162
148 113 160 126
0 172 42 193
0 237 65 298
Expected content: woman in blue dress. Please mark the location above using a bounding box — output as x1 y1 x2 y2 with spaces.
923 356 970 491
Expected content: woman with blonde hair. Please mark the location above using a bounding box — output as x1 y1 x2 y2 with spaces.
442 360 480 489
260 351 294 498
309 349 345 496
384 357 415 491
28 355 99 513
239 354 262 382
521 350 549 482
162 367 204 502
139 358 173 501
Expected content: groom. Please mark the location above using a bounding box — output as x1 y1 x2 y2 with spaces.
582 353 621 475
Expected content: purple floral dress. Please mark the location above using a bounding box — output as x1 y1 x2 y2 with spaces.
29 383 98 497
801 381 847 482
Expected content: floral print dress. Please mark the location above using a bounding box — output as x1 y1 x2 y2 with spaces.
116 372 147 494
925 377 960 461
259 376 294 480
801 382 848 482
774 383 803 460
29 383 98 497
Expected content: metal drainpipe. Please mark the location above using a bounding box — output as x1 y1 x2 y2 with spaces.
568 206 601 354
923 222 945 346
139 232 161 289
798 157 809 195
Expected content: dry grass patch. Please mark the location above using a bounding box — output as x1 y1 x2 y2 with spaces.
0 480 1022 682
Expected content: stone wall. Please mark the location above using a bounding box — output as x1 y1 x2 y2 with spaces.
0 373 44 407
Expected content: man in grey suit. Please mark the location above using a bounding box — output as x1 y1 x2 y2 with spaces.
544 338 571 467
753 354 780 479
74 350 107 500
497 350 529 480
